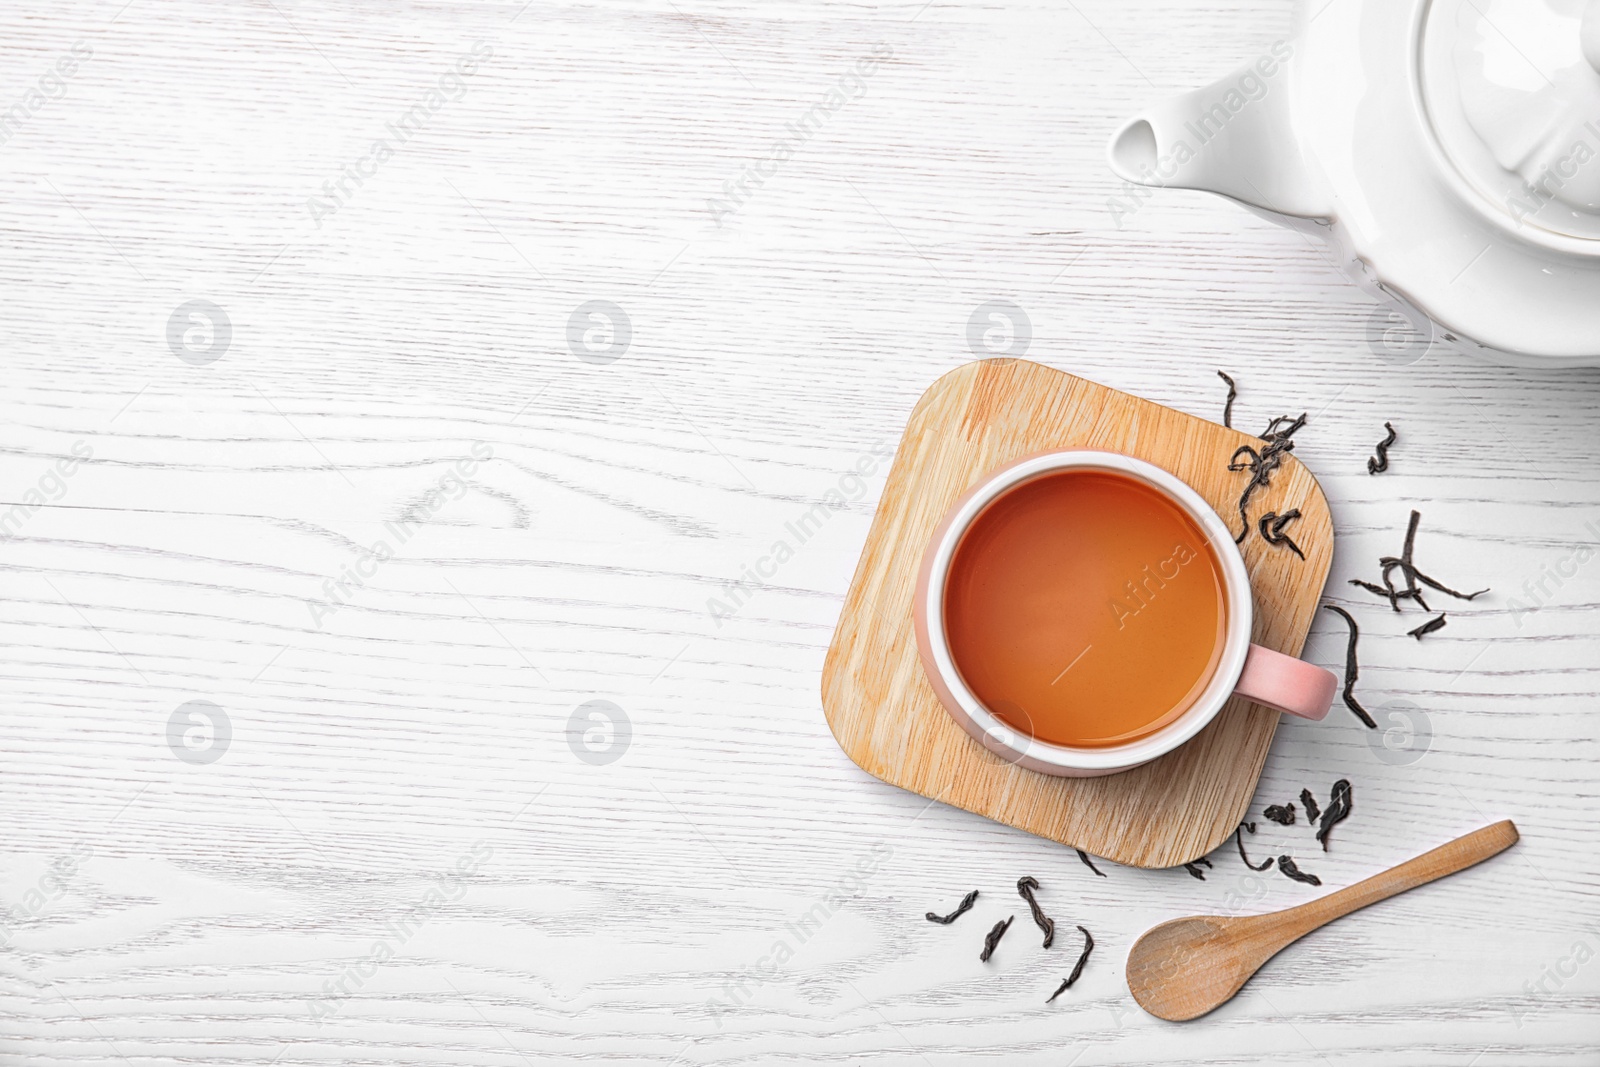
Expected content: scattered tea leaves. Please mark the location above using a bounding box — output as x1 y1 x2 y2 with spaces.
1263 803 1296 826
1409 614 1448 640
1277 855 1323 886
1299 789 1320 824
1229 413 1307 544
1367 422 1398 474
1182 857 1213 881
1017 877 1054 949
1323 605 1378 728
1408 568 1487 602
1218 370 1238 429
1259 509 1306 560
1235 823 1274 871
1316 779 1353 852
925 890 979 925
979 915 1014 962
1351 510 1488 613
1047 926 1096 1001
1076 849 1107 878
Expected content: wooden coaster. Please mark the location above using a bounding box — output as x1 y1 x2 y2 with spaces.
821 359 1333 869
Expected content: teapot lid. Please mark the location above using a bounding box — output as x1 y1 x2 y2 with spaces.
1421 0 1600 247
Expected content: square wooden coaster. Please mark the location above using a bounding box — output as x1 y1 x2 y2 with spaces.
821 359 1333 868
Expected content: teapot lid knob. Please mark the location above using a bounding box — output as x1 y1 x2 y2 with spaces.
1421 0 1600 248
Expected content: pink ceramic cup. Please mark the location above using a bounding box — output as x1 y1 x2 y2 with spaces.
913 450 1337 778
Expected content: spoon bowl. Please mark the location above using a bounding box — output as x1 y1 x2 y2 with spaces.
1125 915 1262 1021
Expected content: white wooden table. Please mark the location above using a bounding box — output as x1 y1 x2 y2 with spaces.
2 1 1597 1063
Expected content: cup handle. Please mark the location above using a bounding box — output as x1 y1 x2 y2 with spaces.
1234 643 1338 720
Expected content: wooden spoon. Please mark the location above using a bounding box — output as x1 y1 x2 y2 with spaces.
1126 820 1519 1021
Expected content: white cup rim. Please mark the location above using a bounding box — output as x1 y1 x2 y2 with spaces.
918 450 1255 775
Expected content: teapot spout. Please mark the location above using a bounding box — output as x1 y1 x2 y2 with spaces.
1108 53 1329 222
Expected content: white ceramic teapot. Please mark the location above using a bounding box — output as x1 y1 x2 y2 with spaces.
1108 0 1600 368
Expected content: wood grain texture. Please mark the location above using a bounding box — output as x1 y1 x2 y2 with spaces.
0 0 1597 1064
822 358 1333 868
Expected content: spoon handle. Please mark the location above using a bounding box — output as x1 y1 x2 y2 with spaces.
1276 820 1518 940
